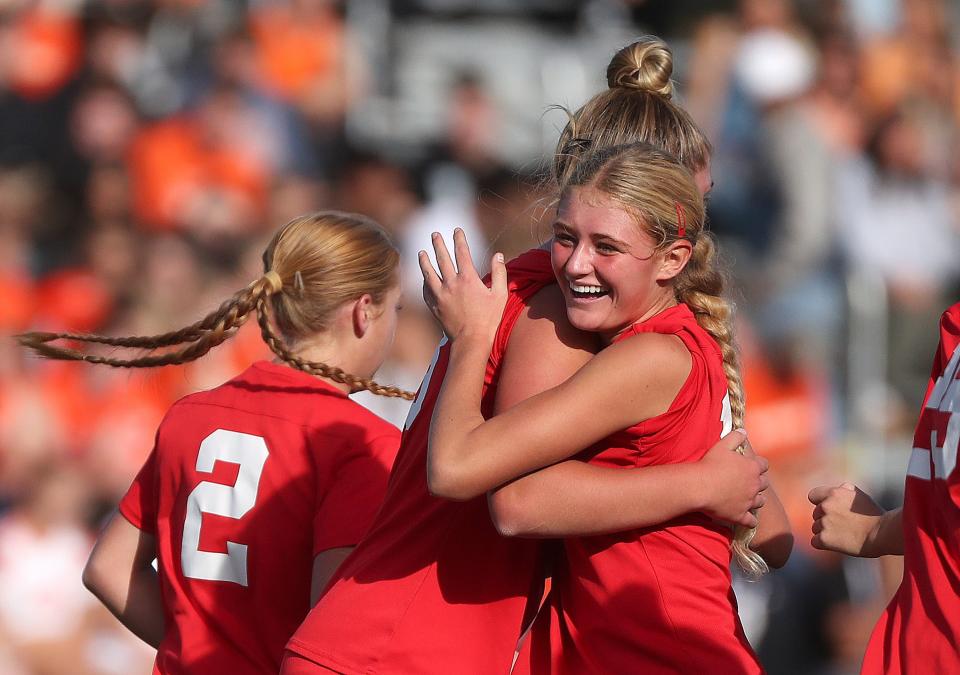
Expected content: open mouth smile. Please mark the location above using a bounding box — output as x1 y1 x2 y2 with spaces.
569 282 610 300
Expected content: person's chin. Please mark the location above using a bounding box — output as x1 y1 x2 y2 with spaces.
566 309 604 334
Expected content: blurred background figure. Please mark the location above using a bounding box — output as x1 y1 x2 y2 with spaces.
2 0 960 673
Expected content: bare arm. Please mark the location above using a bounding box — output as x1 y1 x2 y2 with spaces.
82 511 164 648
486 286 768 536
809 483 905 557
311 547 353 606
430 325 690 500
489 432 768 536
748 479 793 568
420 233 761 518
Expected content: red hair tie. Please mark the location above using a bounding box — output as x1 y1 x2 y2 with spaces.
675 202 686 238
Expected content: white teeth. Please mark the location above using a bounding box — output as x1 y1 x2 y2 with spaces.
570 283 607 295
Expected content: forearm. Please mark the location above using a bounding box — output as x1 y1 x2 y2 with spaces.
489 460 711 537
863 507 905 557
748 485 793 568
82 513 164 648
84 562 164 648
427 336 494 499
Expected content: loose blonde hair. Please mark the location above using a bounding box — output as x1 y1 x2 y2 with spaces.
564 143 765 576
18 211 415 400
552 36 712 187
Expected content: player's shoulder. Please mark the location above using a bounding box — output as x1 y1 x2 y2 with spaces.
593 331 692 394
505 248 554 292
605 331 690 365
333 402 401 441
941 302 960 334
161 362 354 428
512 284 597 355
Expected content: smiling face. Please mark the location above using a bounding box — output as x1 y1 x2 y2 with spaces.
551 186 679 343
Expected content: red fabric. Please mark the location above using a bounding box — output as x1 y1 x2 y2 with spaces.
280 651 340 674
287 249 556 674
118 361 399 675
524 304 762 675
862 303 960 674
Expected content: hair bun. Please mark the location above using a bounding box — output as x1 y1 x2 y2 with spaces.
606 36 674 99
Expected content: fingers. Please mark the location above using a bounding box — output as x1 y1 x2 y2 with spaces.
490 251 506 295
758 473 770 493
811 518 823 535
739 512 759 529
808 485 831 505
808 482 856 506
452 228 476 276
431 232 457 280
757 455 769 474
418 250 442 300
713 429 747 454
751 492 766 510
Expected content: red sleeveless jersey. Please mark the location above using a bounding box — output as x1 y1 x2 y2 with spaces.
862 303 960 674
118 361 400 675
524 304 762 675
286 249 557 674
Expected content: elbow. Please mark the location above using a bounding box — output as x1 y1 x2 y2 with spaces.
488 489 537 538
82 553 107 599
426 461 479 502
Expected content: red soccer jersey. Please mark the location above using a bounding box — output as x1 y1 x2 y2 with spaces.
861 303 960 674
287 249 557 674
525 304 762 675
118 361 400 675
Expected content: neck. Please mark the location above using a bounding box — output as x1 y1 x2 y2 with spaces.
600 292 678 346
275 334 358 394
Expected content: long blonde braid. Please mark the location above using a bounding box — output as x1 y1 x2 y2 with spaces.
563 142 766 576
674 235 766 577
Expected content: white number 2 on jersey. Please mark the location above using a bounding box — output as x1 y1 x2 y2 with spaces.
181 429 269 586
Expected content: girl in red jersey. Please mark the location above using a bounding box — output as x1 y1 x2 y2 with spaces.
17 212 410 674
809 302 960 674
283 38 780 675
422 143 789 673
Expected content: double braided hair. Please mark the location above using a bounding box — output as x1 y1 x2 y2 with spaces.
18 211 415 401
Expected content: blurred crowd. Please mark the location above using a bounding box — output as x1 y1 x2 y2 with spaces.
0 0 958 673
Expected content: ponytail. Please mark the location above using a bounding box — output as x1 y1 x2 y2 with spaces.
18 211 416 401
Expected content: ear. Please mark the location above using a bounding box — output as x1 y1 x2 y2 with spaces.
656 240 693 282
352 294 375 338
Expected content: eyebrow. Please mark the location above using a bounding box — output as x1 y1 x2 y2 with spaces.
553 221 628 248
593 233 628 248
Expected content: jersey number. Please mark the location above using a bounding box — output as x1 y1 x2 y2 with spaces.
909 344 960 481
181 429 269 586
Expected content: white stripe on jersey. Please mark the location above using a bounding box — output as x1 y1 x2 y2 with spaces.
907 447 932 480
